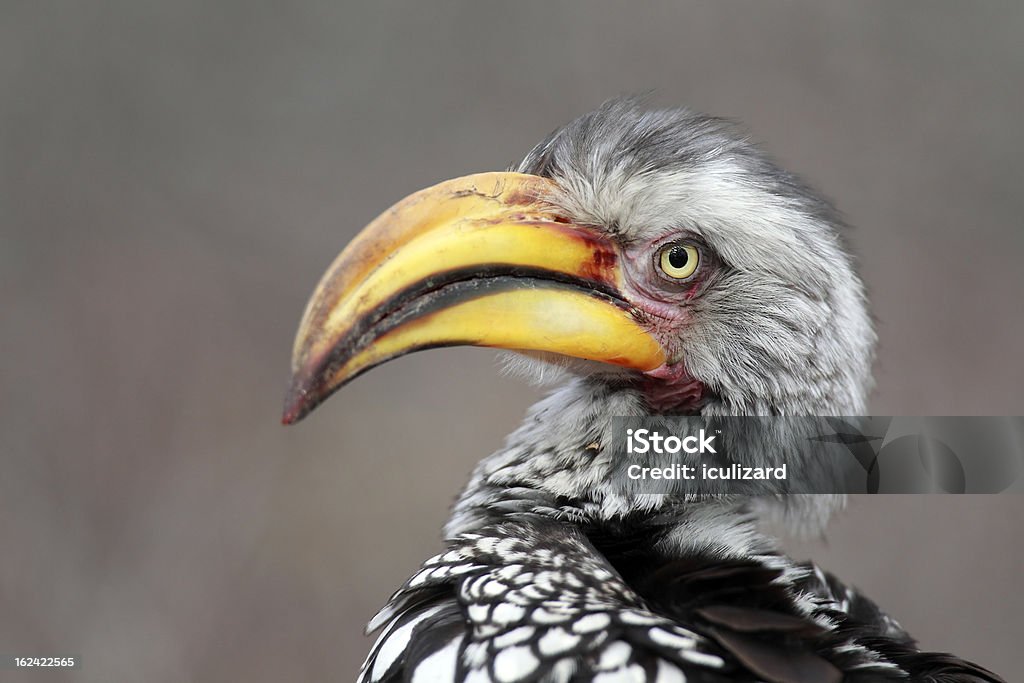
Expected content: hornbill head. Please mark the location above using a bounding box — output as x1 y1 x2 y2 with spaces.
278 103 1010 683
283 99 874 426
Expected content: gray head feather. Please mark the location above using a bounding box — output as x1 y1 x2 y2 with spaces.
449 99 875 542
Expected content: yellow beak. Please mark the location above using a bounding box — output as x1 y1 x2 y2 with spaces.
282 172 666 424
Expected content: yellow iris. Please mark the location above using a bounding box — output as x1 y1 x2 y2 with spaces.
659 244 699 279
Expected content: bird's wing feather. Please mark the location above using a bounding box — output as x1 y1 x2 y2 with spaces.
360 516 997 682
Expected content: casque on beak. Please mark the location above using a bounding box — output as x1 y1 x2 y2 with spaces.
282 172 666 424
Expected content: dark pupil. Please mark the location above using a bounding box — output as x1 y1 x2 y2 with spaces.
668 246 690 269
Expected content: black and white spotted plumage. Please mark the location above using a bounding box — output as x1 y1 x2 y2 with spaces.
360 515 1001 682
362 519 722 683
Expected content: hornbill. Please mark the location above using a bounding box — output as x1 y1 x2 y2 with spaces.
282 100 1004 682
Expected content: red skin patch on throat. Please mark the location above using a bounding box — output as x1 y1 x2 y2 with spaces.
640 372 706 414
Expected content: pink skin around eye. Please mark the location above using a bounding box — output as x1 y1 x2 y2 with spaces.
614 238 713 412
618 238 711 320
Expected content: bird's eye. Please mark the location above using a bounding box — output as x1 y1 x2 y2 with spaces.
658 244 699 280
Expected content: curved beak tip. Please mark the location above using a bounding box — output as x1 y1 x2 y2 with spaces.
280 403 303 426
281 376 318 425
280 395 305 426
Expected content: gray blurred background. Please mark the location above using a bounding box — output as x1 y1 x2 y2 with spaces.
3 2 1023 681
